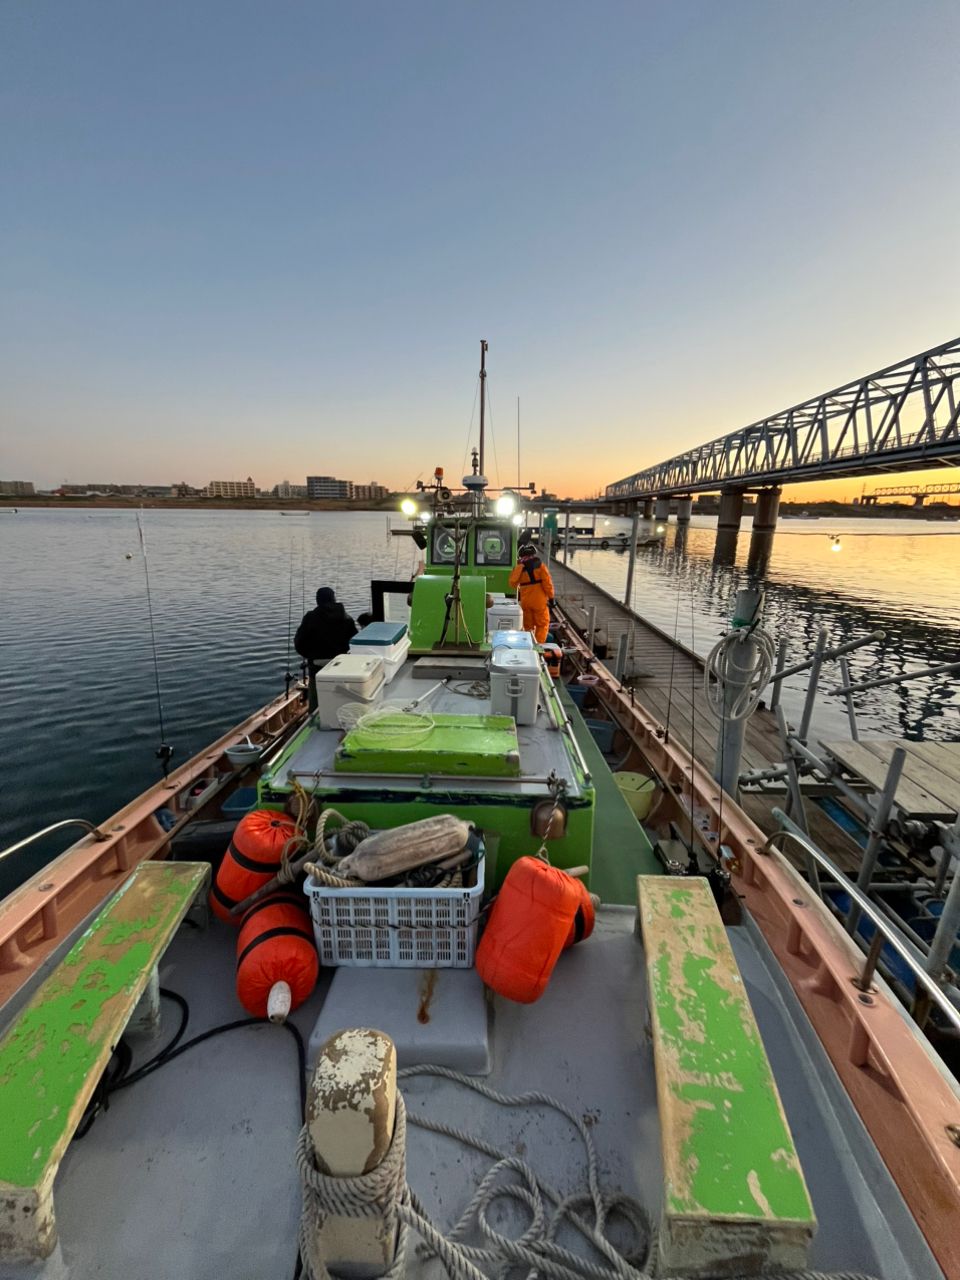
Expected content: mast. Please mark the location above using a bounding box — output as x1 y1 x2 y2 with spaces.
478 339 488 477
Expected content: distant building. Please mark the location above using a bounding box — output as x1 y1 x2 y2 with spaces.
352 482 389 503
171 482 205 498
272 480 308 499
208 477 256 499
306 475 353 500
0 480 34 496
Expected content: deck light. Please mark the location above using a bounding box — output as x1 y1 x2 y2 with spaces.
511 513 524 527
400 498 418 516
495 493 517 517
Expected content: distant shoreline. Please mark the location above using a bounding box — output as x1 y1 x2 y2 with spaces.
0 497 398 513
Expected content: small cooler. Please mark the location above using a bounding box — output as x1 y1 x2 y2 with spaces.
349 621 411 683
489 647 541 725
314 653 385 728
491 629 533 650
486 600 523 633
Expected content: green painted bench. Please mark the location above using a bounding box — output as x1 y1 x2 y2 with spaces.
637 875 816 1277
0 861 209 1261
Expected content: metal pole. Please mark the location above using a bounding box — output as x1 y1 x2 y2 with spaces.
838 656 860 741
586 604 597 651
615 631 628 682
769 637 788 711
797 627 829 743
714 588 762 800
775 704 810 840
925 833 960 984
828 658 960 697
478 339 488 477
770 629 885 683
563 508 571 560
846 746 906 935
623 510 640 607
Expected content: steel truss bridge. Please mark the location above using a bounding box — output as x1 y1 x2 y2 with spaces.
605 337 960 500
862 480 960 506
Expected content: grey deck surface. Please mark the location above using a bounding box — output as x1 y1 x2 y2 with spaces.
279 661 587 798
9 909 941 1280
820 738 960 821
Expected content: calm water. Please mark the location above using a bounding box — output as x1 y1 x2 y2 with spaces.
2 507 958 890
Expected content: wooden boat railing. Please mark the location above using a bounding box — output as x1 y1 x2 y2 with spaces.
0 687 307 1006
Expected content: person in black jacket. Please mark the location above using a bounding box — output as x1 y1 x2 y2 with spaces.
294 587 358 710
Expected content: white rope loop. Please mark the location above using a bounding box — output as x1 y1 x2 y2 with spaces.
297 1065 881 1280
704 624 777 724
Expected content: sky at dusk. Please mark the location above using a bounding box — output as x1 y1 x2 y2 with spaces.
2 1 958 500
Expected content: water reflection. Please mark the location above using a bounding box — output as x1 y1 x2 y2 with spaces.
562 516 960 743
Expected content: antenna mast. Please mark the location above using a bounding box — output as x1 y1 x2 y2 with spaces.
478 339 488 477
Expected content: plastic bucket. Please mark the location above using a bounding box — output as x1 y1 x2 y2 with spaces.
585 718 615 753
614 772 656 821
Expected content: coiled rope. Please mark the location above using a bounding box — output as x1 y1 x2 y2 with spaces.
704 623 777 724
297 1066 878 1280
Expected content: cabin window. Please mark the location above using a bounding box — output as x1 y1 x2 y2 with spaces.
474 525 512 566
431 526 459 564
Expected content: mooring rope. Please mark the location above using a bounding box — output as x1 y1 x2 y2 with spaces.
296 1067 879 1280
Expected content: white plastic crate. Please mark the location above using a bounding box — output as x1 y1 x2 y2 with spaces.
304 851 485 968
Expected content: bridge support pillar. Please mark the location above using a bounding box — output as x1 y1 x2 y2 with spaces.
654 496 670 523
747 487 781 575
714 487 744 565
675 496 693 524
642 498 654 520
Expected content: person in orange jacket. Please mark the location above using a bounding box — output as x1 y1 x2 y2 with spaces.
508 543 555 643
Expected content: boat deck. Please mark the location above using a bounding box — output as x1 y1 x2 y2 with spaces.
274 661 587 799
8 906 941 1279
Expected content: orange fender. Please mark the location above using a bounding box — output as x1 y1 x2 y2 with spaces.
236 893 318 1017
210 809 297 924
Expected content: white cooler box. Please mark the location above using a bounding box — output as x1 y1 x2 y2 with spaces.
349 622 411 684
489 647 541 725
487 600 523 633
314 653 385 728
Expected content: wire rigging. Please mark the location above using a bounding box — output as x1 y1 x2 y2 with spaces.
461 376 481 480
136 510 173 776
485 378 501 487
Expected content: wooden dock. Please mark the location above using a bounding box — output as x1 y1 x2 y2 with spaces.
549 559 875 873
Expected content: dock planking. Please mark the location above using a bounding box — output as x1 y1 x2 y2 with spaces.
819 740 958 822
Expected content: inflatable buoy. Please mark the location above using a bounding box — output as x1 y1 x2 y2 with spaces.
476 857 594 1004
210 809 297 924
600 538 609 549
236 893 318 1021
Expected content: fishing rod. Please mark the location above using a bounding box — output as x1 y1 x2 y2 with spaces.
284 543 296 697
136 510 174 777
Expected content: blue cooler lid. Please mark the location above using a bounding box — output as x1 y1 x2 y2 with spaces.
352 621 408 646
492 629 533 649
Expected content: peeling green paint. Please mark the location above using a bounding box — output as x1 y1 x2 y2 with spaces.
640 877 814 1229
0 863 206 1191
